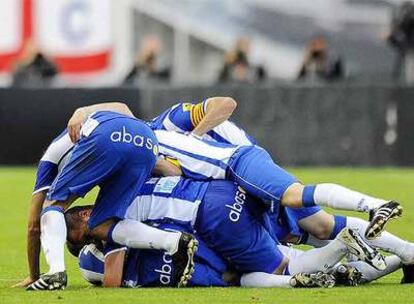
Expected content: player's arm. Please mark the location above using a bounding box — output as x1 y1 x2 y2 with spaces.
27 192 46 281
12 192 46 287
67 102 134 143
152 157 183 177
191 97 237 136
103 250 126 288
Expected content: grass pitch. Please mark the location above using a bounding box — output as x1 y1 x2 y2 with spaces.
0 167 414 304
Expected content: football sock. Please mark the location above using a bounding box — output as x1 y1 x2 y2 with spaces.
286 239 347 274
111 219 181 254
303 183 387 212
40 207 67 273
240 272 292 288
348 255 401 283
345 217 414 263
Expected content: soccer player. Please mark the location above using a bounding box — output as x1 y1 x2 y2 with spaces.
66 100 408 262
75 235 333 288
24 109 197 291
153 129 402 239
65 176 386 288
77 239 403 288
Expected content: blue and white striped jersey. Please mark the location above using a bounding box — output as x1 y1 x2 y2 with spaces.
148 101 256 146
125 176 210 229
155 130 240 180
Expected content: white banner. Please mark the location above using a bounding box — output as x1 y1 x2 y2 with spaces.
36 0 112 56
0 0 22 54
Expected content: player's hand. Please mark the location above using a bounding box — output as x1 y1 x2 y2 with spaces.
11 276 36 288
67 108 87 143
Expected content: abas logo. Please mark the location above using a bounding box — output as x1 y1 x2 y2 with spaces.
110 126 156 153
154 252 173 285
225 186 247 222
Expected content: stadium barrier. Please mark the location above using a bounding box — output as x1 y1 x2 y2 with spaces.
0 84 412 166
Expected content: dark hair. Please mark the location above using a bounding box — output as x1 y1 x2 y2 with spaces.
66 240 84 257
64 205 93 232
64 205 94 257
66 239 104 258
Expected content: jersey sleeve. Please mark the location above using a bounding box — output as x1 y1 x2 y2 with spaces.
103 243 127 257
166 101 207 132
33 161 59 194
33 130 74 194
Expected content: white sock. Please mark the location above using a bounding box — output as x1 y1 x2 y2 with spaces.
346 217 414 263
111 219 181 254
314 183 387 212
240 272 292 288
40 209 67 273
348 255 402 283
286 240 347 274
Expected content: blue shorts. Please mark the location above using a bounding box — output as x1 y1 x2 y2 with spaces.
47 113 158 229
228 146 297 206
195 180 284 274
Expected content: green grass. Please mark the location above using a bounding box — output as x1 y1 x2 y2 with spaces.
1 167 414 303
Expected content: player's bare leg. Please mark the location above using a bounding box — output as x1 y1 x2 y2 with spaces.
281 183 402 239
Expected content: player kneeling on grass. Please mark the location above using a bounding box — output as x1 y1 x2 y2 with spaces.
24 110 197 291
64 177 391 288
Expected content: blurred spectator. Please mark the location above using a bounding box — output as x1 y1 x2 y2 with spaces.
387 1 414 83
124 36 171 85
12 40 58 87
297 36 344 82
218 37 266 83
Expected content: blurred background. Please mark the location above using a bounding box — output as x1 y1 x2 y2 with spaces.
0 0 413 167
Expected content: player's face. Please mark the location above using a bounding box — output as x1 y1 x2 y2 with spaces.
67 210 91 245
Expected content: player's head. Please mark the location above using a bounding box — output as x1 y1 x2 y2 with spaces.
64 205 93 246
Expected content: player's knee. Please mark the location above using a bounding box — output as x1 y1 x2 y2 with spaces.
310 223 333 240
299 212 335 240
281 183 304 208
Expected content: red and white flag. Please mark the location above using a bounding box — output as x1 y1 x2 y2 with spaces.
0 0 112 74
0 0 28 71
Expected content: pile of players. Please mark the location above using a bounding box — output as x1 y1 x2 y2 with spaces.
15 97 414 290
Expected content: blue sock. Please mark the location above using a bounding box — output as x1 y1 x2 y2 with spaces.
302 185 317 207
329 215 347 239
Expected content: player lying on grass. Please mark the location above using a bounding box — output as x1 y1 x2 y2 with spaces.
22 110 198 291
75 225 402 288
69 100 403 241
76 224 338 289
64 176 388 288
153 128 401 240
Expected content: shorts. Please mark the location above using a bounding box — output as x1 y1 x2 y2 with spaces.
228 146 297 206
47 113 158 229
